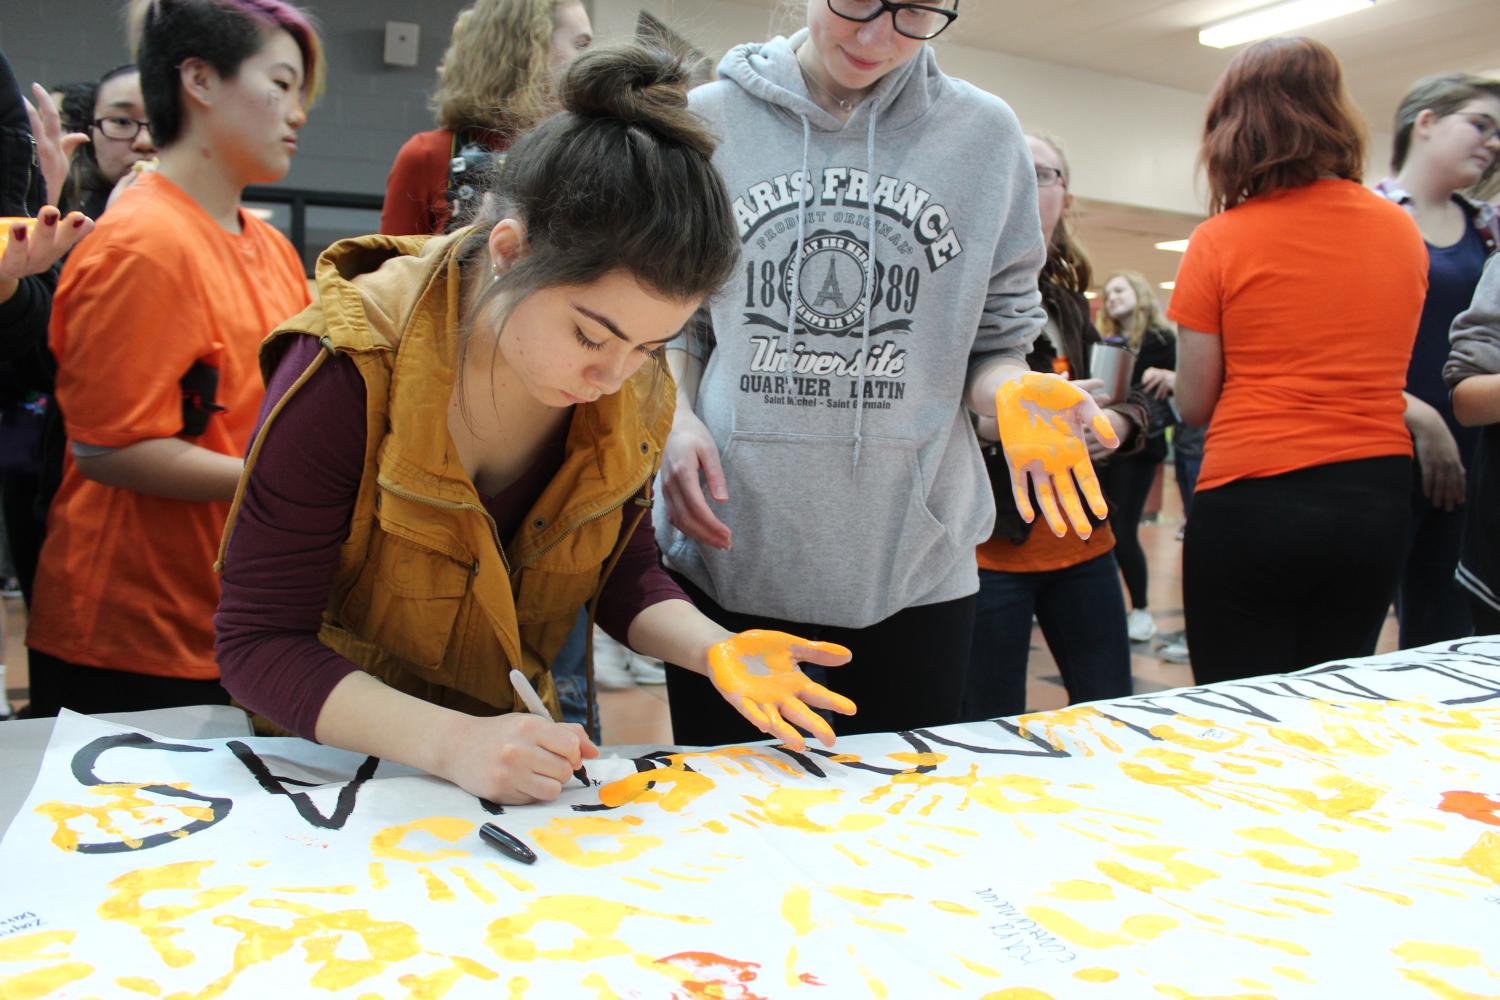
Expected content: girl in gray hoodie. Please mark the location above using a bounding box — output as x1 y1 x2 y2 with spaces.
658 0 1116 743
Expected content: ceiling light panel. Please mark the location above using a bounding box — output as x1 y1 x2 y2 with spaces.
1199 0 1375 49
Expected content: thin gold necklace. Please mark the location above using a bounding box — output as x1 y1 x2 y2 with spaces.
796 51 856 114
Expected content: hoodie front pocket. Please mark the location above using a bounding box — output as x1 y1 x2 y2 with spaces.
688 431 958 628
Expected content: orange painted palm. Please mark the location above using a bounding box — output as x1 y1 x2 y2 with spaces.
707 630 856 750
994 372 1118 539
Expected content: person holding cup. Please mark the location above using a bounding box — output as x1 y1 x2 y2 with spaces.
1096 270 1177 644
962 133 1149 721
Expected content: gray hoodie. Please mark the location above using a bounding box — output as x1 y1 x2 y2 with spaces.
1445 255 1500 612
659 31 1046 629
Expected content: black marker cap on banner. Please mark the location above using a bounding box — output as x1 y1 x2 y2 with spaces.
479 822 538 865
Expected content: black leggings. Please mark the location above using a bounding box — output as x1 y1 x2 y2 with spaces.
24 648 232 718
1100 452 1159 609
1471 597 1500 637
1184 456 1411 685
664 572 975 746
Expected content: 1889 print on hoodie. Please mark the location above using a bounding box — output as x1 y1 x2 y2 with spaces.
660 31 1047 630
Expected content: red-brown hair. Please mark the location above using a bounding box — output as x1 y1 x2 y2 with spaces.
1199 37 1366 214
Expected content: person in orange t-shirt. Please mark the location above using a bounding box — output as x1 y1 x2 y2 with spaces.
379 0 593 236
963 134 1150 722
24 0 324 716
1169 38 1428 687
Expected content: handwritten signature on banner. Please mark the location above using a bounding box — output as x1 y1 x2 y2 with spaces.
2 641 1500 998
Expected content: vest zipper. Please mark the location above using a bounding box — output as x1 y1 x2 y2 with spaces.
375 475 510 575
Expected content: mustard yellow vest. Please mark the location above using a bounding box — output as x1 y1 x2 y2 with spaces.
218 231 674 722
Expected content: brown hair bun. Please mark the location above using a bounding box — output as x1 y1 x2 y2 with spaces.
560 45 716 158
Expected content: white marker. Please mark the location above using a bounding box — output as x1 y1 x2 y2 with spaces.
509 668 553 720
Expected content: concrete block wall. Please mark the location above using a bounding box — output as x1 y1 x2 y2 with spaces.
0 0 1395 216
2 0 468 198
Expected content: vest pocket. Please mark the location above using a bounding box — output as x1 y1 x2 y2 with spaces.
335 529 472 671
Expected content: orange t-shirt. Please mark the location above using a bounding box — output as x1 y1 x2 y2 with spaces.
1167 179 1427 492
977 516 1116 574
29 173 310 679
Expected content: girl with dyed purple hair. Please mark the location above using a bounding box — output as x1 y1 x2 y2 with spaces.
25 0 326 716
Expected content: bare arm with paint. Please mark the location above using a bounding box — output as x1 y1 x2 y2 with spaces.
965 354 1029 416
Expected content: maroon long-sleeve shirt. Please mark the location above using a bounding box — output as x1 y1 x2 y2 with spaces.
215 334 686 738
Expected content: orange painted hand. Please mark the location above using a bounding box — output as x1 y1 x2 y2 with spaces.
707 630 855 750
995 371 1118 539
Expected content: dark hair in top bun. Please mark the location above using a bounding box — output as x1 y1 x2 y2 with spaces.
460 42 737 298
455 43 738 404
559 43 717 159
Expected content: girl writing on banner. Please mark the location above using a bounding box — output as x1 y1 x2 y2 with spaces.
217 46 857 805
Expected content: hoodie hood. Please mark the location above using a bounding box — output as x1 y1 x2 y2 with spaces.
716 29 941 135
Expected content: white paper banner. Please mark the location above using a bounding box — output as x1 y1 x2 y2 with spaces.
2 640 1499 998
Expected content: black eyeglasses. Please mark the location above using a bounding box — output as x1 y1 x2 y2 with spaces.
1035 165 1065 188
827 0 959 41
93 116 151 141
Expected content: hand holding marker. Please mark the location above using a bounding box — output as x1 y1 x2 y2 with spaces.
473 669 579 866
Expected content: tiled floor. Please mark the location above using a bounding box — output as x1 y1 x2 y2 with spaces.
1 595 25 716
0 467 1400 735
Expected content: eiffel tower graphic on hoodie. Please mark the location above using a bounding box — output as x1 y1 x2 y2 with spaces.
812 258 848 310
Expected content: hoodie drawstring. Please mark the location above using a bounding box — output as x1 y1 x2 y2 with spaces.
783 115 813 382
851 107 878 470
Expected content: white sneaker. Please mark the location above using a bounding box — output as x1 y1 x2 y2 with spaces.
1158 639 1190 664
628 654 667 685
1127 608 1158 643
591 628 635 690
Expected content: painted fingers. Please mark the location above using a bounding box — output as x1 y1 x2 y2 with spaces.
708 630 856 751
995 373 1118 539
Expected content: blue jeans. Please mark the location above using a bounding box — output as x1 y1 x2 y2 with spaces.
963 553 1133 722
1173 422 1206 517
550 608 598 740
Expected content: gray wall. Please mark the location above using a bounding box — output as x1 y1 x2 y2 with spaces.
2 0 470 197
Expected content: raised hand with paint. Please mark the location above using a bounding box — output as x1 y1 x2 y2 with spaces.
993 371 1117 539
961 132 1141 726
707 630 854 750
